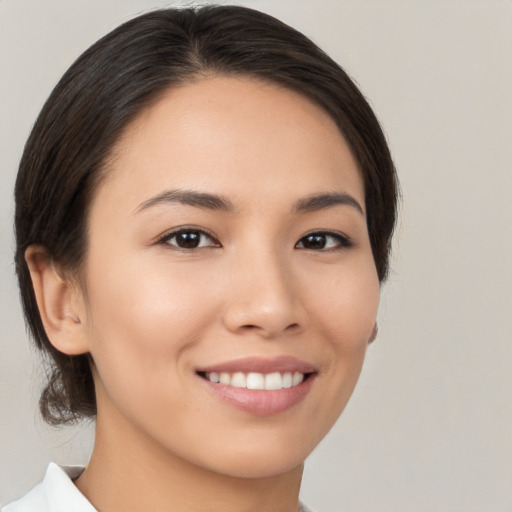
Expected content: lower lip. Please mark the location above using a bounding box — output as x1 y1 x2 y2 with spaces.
199 375 315 416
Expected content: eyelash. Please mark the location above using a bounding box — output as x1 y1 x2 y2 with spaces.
158 228 353 252
295 231 353 251
158 228 220 250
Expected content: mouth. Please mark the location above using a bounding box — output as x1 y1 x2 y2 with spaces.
197 370 313 390
195 356 317 415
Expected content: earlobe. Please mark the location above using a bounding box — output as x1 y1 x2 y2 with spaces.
368 323 378 344
25 245 89 356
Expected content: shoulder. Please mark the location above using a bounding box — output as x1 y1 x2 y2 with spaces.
2 463 95 512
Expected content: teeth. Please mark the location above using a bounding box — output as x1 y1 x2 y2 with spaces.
231 372 247 388
247 372 265 390
265 372 282 390
292 372 304 386
204 371 307 390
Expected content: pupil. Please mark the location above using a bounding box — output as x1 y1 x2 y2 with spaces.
177 232 200 248
305 234 326 249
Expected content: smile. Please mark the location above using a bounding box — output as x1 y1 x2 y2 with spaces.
202 371 306 390
196 356 317 415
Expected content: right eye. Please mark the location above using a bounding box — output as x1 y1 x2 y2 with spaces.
160 229 220 250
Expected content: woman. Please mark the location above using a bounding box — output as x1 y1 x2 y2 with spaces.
5 5 398 512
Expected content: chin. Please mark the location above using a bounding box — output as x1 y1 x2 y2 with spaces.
193 437 313 479
212 455 305 480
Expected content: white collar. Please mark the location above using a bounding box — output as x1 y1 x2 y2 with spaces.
2 463 95 512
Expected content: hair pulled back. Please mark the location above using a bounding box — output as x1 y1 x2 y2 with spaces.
15 5 398 425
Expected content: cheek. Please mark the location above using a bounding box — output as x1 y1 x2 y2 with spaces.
302 257 379 430
82 263 220 449
305 256 380 349
82 258 219 396
86 255 215 338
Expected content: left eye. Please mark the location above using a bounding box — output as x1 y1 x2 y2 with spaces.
162 229 219 249
295 232 351 251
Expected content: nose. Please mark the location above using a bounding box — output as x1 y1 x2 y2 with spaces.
222 249 302 338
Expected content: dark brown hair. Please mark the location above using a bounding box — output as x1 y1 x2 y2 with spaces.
14 5 399 425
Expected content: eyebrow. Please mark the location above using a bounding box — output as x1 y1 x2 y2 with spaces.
135 189 364 216
293 192 364 215
135 189 235 213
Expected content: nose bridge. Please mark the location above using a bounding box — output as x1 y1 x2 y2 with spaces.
222 242 300 337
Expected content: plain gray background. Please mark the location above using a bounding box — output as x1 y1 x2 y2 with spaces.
1 1 511 510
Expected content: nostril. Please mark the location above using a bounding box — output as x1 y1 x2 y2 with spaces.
238 324 260 332
240 322 300 334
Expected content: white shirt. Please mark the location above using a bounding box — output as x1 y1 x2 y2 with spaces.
2 464 94 512
2 463 314 512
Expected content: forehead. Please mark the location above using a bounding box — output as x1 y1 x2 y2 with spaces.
96 75 364 212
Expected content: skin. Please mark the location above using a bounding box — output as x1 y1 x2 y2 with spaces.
27 76 380 512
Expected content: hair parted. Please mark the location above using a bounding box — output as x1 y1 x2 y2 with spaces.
14 5 399 425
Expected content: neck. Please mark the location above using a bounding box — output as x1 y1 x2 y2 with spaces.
75 406 303 512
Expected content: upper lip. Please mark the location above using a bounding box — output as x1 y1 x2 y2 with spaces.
196 356 317 375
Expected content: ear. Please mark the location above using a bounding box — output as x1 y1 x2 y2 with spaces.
368 323 378 344
25 245 89 356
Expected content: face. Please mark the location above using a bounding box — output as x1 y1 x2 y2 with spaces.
80 76 379 478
